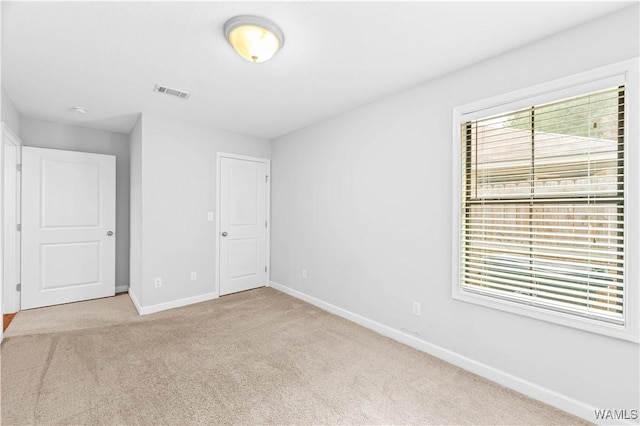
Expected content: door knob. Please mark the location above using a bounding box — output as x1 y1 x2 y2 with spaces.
107 231 114 236
221 231 228 237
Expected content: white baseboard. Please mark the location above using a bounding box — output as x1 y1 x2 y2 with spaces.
115 285 129 294
128 291 219 316
269 280 604 425
128 289 142 315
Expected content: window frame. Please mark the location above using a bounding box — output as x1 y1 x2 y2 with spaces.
451 59 639 343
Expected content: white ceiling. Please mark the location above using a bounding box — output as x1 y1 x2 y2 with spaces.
2 1 635 139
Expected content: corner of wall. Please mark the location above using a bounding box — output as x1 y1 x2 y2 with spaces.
1 87 22 139
128 114 143 308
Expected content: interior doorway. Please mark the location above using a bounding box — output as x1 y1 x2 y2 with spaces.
20 147 116 309
216 153 270 296
2 123 22 316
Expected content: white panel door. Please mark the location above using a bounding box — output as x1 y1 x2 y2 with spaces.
219 156 268 296
21 147 116 309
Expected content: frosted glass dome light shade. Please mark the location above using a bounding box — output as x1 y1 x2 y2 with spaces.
224 16 285 63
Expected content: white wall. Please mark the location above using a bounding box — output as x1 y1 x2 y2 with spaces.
21 117 130 291
270 5 639 422
1 87 21 138
132 114 270 311
129 115 142 305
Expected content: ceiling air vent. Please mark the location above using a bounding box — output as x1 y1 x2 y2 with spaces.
153 84 191 100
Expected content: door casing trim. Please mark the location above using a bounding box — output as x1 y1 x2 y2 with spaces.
1 122 22 316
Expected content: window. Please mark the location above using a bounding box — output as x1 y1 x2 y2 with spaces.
452 61 639 341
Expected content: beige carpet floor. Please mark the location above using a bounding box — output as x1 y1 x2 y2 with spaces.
1 287 590 425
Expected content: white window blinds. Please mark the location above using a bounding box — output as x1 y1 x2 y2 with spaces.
460 86 625 325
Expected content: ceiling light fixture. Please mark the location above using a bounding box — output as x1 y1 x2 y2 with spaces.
224 15 284 63
71 106 88 114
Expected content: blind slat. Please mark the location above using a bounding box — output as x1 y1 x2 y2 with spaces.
463 257 625 283
463 277 623 315
463 275 623 309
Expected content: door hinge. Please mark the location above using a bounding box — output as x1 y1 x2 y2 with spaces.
265 266 267 273
16 283 21 291
265 175 269 183
16 224 21 232
265 220 268 228
16 164 22 172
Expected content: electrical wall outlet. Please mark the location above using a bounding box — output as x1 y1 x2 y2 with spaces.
207 212 214 221
154 277 162 288
302 269 307 279
412 301 421 316
190 271 197 281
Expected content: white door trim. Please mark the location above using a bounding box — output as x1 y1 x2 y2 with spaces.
215 152 270 297
1 122 22 316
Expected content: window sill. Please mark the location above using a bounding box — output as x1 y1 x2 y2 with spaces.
453 287 638 343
